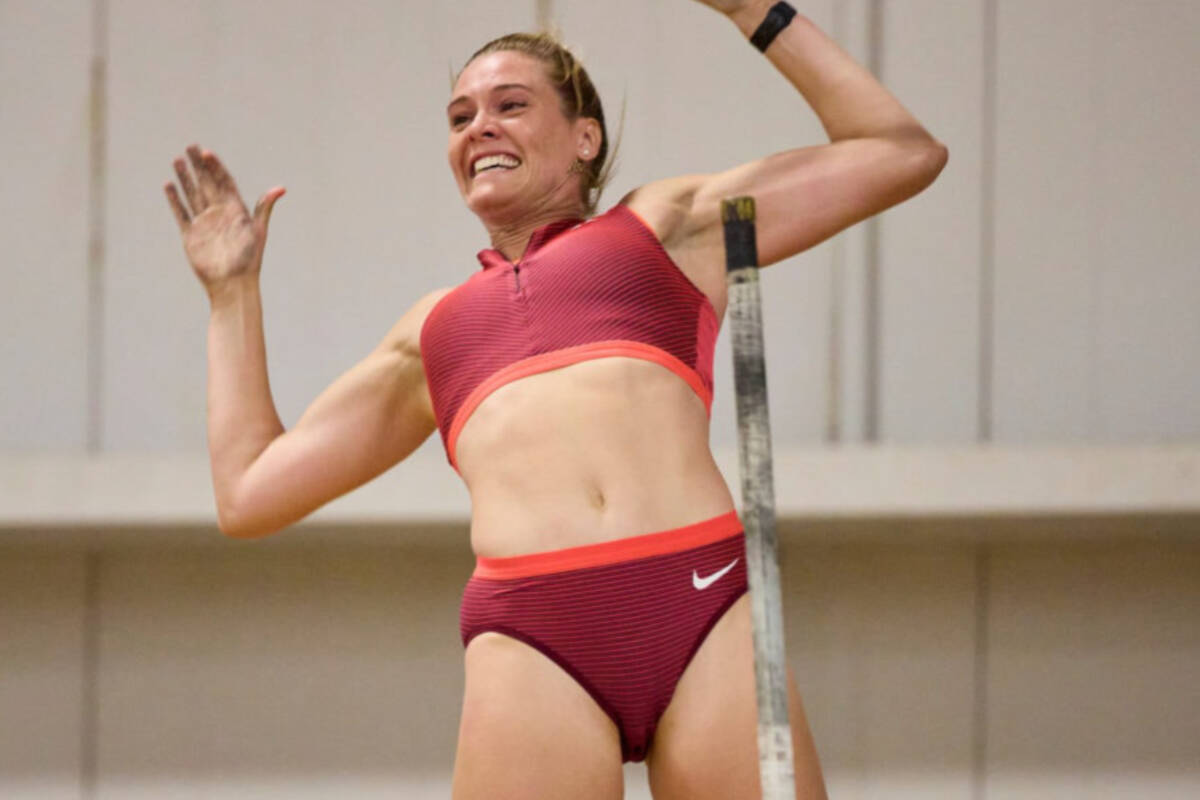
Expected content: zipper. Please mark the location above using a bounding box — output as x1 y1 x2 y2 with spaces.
513 265 521 293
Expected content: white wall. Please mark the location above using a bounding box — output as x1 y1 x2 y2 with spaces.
3 0 1198 451
992 0 1200 442
1 0 93 450
3 0 1200 797
100 0 540 452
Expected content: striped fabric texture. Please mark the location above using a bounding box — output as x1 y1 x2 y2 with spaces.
419 203 720 471
460 511 748 762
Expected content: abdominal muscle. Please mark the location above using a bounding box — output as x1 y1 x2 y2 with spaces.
453 356 737 559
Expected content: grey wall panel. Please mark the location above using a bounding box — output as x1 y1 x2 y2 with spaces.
103 0 535 451
7 0 1200 456
1088 2 1200 440
829 0 875 444
878 0 984 443
94 544 474 798
5 535 1200 795
0 1 91 449
783 542 977 797
0 552 86 800
993 0 1097 441
556 0 839 447
994 0 1200 442
986 542 1200 798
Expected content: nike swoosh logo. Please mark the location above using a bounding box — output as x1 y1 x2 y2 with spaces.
692 558 739 590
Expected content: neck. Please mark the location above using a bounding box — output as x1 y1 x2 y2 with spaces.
483 196 586 262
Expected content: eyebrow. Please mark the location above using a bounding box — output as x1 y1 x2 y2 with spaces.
446 83 533 113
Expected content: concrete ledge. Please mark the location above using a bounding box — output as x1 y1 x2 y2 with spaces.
2 445 1197 543
761 444 1200 517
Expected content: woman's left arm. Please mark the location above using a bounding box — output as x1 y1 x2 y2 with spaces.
639 0 948 267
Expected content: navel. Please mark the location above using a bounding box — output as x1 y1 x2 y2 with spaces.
590 485 607 511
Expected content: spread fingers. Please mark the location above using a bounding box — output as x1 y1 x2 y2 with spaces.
185 144 217 208
201 149 240 198
175 152 204 213
164 182 190 231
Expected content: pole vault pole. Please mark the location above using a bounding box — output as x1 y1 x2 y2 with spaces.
721 196 795 800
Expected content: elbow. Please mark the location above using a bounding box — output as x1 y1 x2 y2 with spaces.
916 136 949 189
216 504 251 539
895 135 949 199
212 471 286 539
215 498 275 540
927 138 949 180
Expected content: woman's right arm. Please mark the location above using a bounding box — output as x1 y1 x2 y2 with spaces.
206 281 443 538
166 145 443 538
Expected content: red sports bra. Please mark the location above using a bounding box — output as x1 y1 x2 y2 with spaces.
419 203 719 472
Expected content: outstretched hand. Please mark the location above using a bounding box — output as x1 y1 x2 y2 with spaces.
164 144 285 297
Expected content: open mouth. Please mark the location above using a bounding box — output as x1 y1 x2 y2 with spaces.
471 153 522 177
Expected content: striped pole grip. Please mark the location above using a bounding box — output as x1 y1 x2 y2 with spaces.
721 196 797 800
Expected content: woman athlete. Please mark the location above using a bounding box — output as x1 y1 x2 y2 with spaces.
164 1 946 797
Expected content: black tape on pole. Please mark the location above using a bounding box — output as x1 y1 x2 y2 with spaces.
722 196 760 269
721 196 796 800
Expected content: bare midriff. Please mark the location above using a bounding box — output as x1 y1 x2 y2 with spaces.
453 355 737 560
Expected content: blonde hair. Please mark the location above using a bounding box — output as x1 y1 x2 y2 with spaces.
460 31 620 216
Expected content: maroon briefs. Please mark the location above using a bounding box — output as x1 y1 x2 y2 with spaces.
460 510 748 762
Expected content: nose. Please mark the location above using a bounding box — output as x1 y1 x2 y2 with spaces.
465 110 500 141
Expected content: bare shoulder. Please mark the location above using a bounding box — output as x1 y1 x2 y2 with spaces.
619 177 728 322
619 175 708 249
377 286 457 357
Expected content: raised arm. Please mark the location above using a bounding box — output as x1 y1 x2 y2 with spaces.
165 145 443 538
626 0 948 267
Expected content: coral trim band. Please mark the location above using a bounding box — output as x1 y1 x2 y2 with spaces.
473 509 743 580
446 339 715 471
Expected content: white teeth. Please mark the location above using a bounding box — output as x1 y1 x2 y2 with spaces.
472 154 521 176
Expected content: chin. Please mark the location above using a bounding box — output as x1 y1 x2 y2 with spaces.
465 186 523 223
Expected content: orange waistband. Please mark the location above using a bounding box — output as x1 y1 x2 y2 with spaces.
472 509 743 580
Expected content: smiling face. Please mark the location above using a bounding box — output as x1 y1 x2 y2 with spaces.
447 50 600 224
